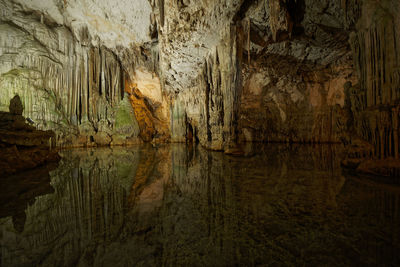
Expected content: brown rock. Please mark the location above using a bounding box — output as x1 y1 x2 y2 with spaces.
94 132 112 146
9 95 24 115
357 158 400 178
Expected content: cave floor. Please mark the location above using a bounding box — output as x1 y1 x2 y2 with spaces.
1 144 399 266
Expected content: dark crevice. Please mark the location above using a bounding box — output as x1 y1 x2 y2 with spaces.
233 0 258 22
186 120 194 143
286 0 306 37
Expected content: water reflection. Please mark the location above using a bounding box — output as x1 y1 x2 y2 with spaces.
1 144 399 266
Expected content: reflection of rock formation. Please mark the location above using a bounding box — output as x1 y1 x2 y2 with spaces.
0 164 56 232
1 144 399 266
0 147 141 266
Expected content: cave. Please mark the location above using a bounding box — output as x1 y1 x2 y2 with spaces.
0 0 399 265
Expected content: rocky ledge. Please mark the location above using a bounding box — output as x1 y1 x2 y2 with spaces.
341 138 400 182
0 96 60 177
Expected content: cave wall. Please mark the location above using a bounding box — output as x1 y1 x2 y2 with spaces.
348 0 400 159
175 26 242 150
0 0 399 157
156 0 400 159
151 0 360 148
0 0 159 147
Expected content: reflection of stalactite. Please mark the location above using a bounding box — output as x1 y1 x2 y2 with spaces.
162 146 237 266
341 175 400 251
2 145 400 265
0 149 139 266
393 106 399 159
124 81 157 142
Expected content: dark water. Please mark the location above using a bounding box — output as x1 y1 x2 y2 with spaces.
1 144 399 266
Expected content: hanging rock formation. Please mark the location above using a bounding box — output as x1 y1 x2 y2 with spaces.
0 0 156 147
339 0 400 175
150 0 360 148
1 0 399 175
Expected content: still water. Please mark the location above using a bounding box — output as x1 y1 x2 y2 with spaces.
1 144 399 266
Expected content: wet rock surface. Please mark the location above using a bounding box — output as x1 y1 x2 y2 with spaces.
0 144 399 266
0 0 399 187
1 0 399 174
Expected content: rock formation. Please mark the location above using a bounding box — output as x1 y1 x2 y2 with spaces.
9 95 23 115
0 0 399 175
0 95 60 177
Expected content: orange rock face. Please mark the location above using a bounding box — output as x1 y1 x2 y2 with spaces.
125 76 170 143
128 89 157 142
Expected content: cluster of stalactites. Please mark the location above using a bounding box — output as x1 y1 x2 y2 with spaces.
49 45 125 126
351 21 399 108
266 0 294 41
197 25 241 150
349 0 400 159
49 46 125 127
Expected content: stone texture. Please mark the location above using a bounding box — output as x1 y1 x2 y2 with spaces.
0 0 150 147
1 0 399 175
149 0 361 149
0 98 60 177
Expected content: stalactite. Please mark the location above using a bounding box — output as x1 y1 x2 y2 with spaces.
195 25 241 150
0 20 128 146
158 0 165 27
341 0 362 28
247 18 251 66
267 0 293 41
347 1 400 160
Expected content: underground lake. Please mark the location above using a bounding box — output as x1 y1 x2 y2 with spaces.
1 144 399 266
